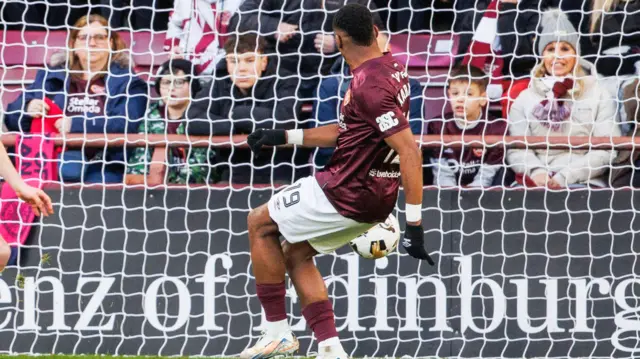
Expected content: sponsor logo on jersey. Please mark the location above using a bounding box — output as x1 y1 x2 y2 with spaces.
90 84 106 95
442 158 482 175
67 96 101 114
376 111 399 132
369 169 401 178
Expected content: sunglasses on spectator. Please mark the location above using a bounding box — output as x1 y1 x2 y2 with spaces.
76 34 109 42
160 79 189 88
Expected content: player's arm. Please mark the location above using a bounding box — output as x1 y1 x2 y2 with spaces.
246 124 340 153
0 142 53 216
384 129 434 265
384 128 422 220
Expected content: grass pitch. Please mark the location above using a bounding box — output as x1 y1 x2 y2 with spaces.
0 356 317 359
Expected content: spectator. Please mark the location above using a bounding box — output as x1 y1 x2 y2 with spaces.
100 0 172 31
589 0 640 78
623 79 640 134
453 0 491 66
394 0 453 32
1 0 101 30
126 59 219 185
507 10 621 188
312 22 424 167
230 0 376 100
621 78 640 187
5 14 148 183
186 34 298 183
427 66 506 187
496 0 592 117
164 0 243 77
589 0 640 131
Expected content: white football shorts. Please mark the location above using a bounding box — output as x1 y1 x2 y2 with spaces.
267 176 375 254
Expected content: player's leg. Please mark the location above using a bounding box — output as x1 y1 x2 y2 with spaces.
0 235 10 272
243 176 367 358
241 203 299 359
283 241 348 359
248 204 286 284
283 242 326 307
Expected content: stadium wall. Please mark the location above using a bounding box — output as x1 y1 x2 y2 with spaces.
0 188 638 358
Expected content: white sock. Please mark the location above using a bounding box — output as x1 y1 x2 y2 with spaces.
263 319 290 336
318 336 343 350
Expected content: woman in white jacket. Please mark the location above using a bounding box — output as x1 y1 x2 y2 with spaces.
507 9 621 188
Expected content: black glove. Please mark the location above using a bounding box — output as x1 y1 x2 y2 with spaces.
402 224 435 265
246 129 287 154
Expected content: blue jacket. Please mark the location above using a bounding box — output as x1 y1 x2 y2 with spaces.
5 62 148 162
312 58 425 166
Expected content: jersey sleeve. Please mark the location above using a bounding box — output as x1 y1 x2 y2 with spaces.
357 84 410 138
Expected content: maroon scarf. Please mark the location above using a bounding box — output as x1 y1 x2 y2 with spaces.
531 78 574 131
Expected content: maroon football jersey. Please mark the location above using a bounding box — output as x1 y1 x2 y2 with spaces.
65 77 107 117
315 53 411 223
427 113 507 185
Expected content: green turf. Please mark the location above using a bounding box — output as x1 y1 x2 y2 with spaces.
0 356 316 359
0 357 195 359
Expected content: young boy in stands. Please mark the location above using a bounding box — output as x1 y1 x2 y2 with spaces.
186 34 298 183
427 66 507 187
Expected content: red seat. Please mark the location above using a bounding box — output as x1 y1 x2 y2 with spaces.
118 31 169 68
390 33 459 74
1 31 68 66
0 67 41 84
0 67 39 108
0 30 168 69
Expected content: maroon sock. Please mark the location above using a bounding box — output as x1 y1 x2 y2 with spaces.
302 300 338 342
256 281 287 322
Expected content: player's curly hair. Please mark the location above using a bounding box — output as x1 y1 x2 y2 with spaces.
332 3 376 47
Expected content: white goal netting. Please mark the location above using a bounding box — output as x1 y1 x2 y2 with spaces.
1 0 640 358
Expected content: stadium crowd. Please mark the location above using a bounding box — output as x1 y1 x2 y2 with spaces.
0 0 639 187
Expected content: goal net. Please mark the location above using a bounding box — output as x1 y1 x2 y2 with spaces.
0 1 639 358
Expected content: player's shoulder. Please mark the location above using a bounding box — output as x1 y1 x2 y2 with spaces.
354 55 406 88
351 72 402 104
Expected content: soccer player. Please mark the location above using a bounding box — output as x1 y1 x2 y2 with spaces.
0 141 54 271
242 4 433 359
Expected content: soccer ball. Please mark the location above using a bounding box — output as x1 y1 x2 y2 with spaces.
349 214 400 259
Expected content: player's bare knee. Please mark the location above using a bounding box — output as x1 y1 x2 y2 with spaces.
247 205 267 234
248 204 279 242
